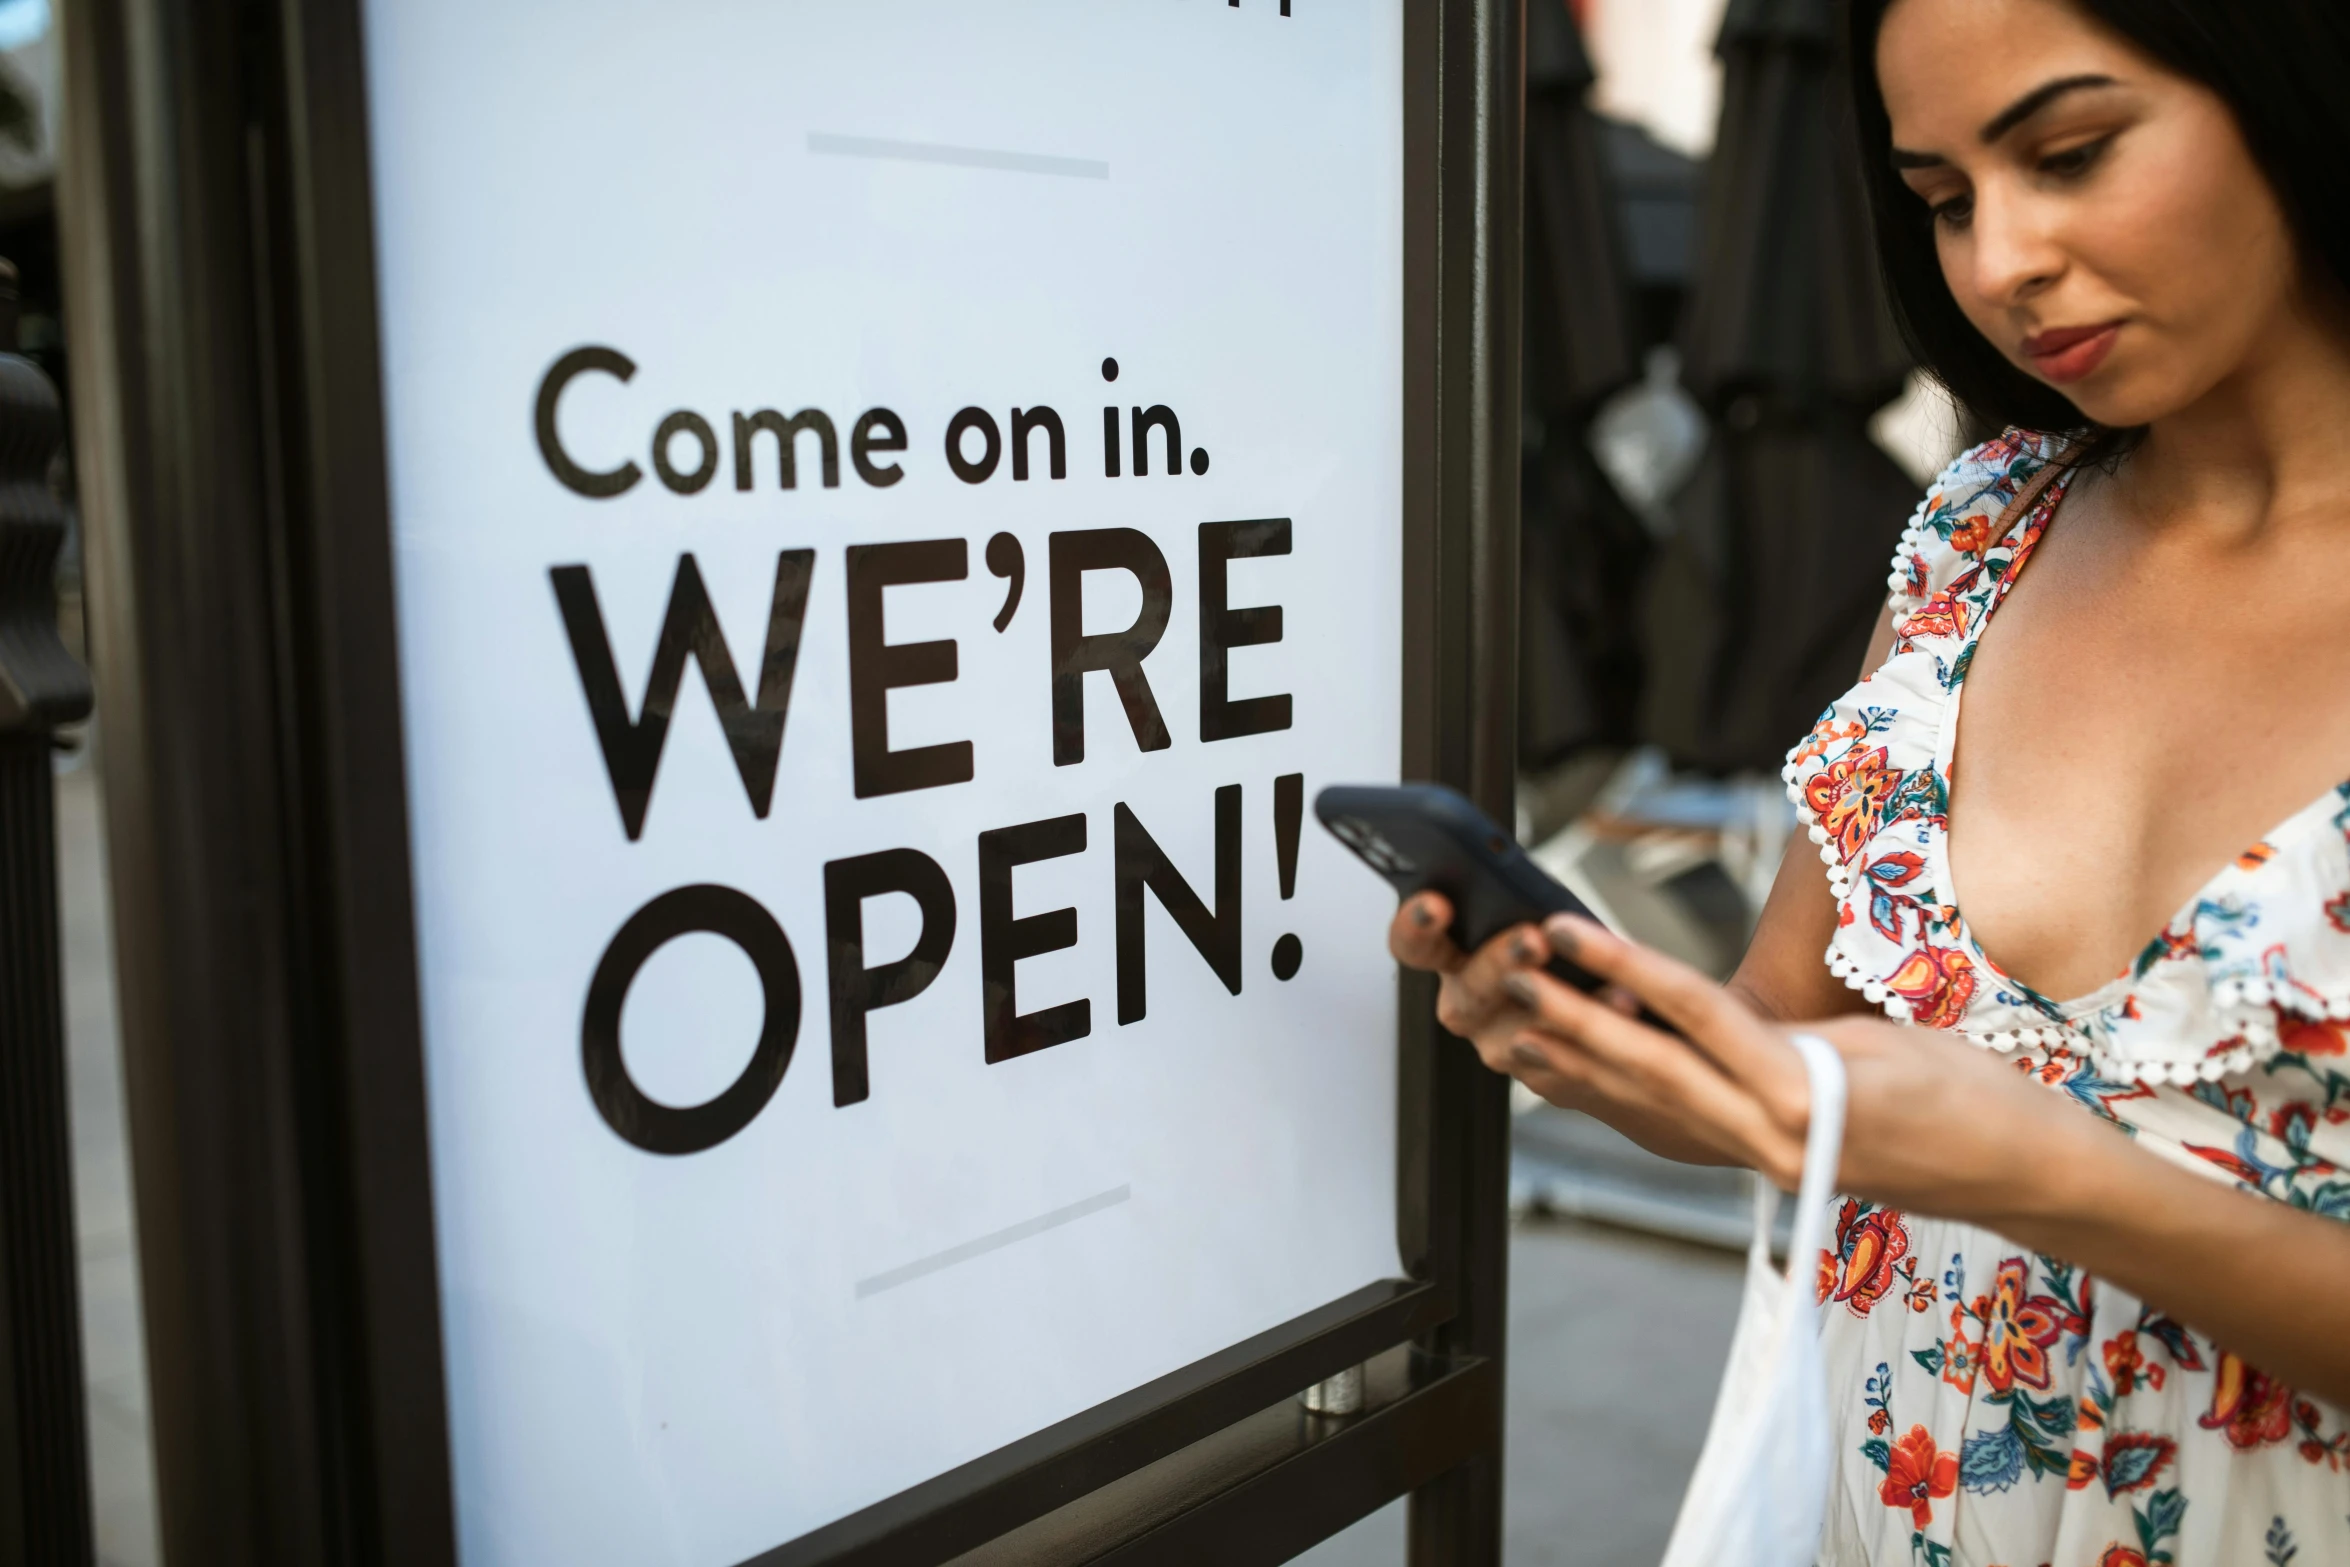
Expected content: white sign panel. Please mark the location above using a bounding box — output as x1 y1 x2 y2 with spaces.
362 4 1405 1562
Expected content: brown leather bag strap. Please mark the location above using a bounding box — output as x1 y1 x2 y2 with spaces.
1982 442 2075 552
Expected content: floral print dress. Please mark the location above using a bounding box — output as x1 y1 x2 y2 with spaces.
1782 431 2350 1567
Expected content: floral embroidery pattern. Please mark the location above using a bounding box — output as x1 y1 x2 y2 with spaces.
2104 1331 2164 1397
1807 745 1907 860
2202 1352 2296 1451
1865 850 1929 942
1802 433 2350 1566
2097 1432 2177 1497
1885 945 1979 1030
2092 1488 2186 1566
1820 1198 1921 1318
1882 1423 1960 1526
1979 1257 2066 1394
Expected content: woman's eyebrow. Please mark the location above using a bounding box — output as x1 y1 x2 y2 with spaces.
1978 73 2120 142
1889 73 2123 170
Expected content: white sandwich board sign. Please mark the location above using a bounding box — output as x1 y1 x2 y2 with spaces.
360 3 1408 1561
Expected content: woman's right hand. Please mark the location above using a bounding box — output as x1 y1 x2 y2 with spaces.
1386 889 1740 1167
1385 889 1552 1074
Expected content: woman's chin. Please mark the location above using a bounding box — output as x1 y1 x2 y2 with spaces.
2030 366 2179 431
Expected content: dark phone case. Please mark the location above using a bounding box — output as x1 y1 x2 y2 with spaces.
1315 782 1609 992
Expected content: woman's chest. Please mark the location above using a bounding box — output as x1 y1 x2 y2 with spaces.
1943 529 2350 1002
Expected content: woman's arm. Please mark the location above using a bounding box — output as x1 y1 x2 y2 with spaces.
1724 830 1879 1024
1997 1107 2350 1409
1501 915 2350 1410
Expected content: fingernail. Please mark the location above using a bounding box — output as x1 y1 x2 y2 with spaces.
1502 973 1537 1007
1510 933 1538 966
1544 915 1580 956
1511 1040 1545 1067
1412 900 1437 929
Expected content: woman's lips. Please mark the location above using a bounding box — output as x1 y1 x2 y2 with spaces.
2022 321 2122 384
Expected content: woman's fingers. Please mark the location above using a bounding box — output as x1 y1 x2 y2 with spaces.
1388 891 1465 973
1460 919 1549 994
1507 1026 1647 1115
1433 920 1550 1040
1520 971 1770 1128
1544 914 1786 1084
1506 1030 1746 1163
1503 1032 1623 1118
1503 967 1803 1182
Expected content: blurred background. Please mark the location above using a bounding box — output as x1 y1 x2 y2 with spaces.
1508 0 1964 1273
1315 1 1970 1558
19 1 1967 1562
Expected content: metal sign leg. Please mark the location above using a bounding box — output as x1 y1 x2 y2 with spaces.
0 272 96 1566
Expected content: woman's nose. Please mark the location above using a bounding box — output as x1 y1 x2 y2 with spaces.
1961 185 2067 309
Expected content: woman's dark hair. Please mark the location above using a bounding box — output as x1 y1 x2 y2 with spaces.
1843 0 2350 437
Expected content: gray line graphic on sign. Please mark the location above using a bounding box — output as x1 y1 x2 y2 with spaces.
855 1184 1132 1298
807 132 1110 180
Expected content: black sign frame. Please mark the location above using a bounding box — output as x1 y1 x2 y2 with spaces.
55 0 1524 1561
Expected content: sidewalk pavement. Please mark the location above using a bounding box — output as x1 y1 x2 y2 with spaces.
1296 1216 1739 1567
58 760 160 1567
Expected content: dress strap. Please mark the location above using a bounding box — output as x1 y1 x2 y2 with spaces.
1981 441 2074 554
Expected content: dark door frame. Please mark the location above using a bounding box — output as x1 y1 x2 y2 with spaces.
54 0 1523 1561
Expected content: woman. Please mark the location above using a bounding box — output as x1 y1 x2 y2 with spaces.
1394 1 2350 1561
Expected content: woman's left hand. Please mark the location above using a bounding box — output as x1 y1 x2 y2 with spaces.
1507 914 2102 1227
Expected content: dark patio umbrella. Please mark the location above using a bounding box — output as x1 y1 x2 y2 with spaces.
1642 0 1922 774
1517 0 1654 766
1523 1 1639 413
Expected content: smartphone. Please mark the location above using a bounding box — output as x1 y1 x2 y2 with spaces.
1315 781 1610 993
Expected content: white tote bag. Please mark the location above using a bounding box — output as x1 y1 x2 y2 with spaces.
1658 1032 1849 1567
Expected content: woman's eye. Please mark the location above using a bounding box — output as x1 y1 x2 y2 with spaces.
1929 194 1975 231
2038 137 2110 179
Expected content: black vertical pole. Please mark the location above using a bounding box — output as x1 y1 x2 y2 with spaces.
1406 0 1522 1561
58 0 457 1559
0 258 97 1567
